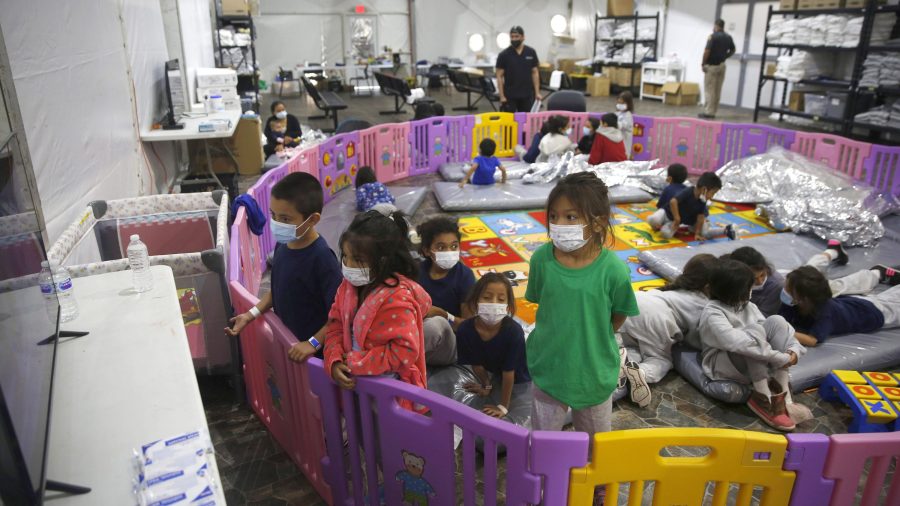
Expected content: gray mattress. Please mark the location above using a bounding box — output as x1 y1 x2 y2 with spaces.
438 160 533 182
638 230 900 282
433 181 653 212
319 185 428 256
673 326 900 403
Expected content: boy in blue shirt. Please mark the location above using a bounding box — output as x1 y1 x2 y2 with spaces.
226 172 342 362
656 163 688 210
647 171 735 241
460 138 507 188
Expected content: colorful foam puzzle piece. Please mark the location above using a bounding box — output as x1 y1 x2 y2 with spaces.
818 370 900 433
882 387 900 401
864 371 899 386
833 370 866 384
862 399 897 423
850 384 882 400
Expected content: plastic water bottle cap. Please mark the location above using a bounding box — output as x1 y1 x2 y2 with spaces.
130 234 140 241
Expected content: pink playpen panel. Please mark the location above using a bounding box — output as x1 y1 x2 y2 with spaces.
516 111 589 147
228 281 267 422
443 115 475 163
287 145 320 180
790 132 871 180
822 431 900 506
0 233 42 280
318 132 360 204
409 117 451 176
649 117 722 175
358 123 410 183
718 123 796 166
631 114 654 162
863 144 900 197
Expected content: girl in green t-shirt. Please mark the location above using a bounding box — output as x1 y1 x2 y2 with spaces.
525 173 639 439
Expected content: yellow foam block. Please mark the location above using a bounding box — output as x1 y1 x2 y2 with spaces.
850 384 883 400
864 372 899 386
881 387 900 401
862 399 897 423
833 370 866 384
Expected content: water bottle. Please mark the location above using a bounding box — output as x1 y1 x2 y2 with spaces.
39 260 79 323
127 234 153 293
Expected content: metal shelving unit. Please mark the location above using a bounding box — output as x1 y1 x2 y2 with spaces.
754 1 900 141
592 11 660 92
214 6 259 113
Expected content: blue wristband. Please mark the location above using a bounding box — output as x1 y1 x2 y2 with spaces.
308 336 321 350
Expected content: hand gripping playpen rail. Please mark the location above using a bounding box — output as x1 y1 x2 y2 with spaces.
228 112 900 505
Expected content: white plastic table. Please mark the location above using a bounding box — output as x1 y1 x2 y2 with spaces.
43 266 225 504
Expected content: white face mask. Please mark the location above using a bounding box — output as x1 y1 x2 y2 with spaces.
699 193 709 204
751 275 767 291
616 103 627 111
582 126 592 136
565 127 573 136
549 223 591 252
477 303 508 325
342 262 371 287
275 110 287 119
433 250 459 270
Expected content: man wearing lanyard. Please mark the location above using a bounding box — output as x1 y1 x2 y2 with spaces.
699 19 735 119
495 26 541 113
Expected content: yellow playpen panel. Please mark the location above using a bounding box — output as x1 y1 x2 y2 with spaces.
471 112 518 159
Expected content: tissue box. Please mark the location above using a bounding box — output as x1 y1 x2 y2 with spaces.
196 68 238 88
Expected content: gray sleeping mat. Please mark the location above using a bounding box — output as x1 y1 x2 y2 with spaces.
319 186 428 256
439 160 532 182
433 181 653 211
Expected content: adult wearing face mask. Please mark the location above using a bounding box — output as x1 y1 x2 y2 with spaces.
496 26 541 113
264 101 302 157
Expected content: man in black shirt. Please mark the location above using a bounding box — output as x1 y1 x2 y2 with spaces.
700 19 736 119
495 26 541 113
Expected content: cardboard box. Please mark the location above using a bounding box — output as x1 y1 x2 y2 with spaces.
612 67 636 88
844 0 885 7
789 90 806 112
765 63 777 77
221 0 249 15
556 58 586 75
661 82 700 106
797 0 840 9
587 76 611 96
779 0 797 9
642 82 663 97
608 0 634 16
229 118 264 175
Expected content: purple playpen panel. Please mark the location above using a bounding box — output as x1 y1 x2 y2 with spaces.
0 233 42 281
530 431 589 506
358 123 410 183
863 144 900 197
717 123 797 167
288 145 320 180
785 433 835 506
650 117 722 174
516 111 589 147
228 281 266 422
318 132 360 205
790 131 871 180
408 117 450 176
631 114 654 162
441 114 474 164
823 431 900 506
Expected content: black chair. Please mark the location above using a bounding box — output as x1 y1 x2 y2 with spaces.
335 119 372 134
448 69 487 111
276 68 298 97
545 90 586 112
479 76 502 111
300 75 347 132
373 71 434 115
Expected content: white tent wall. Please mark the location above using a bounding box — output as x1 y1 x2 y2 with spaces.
663 0 716 87
179 0 216 107
1 0 180 242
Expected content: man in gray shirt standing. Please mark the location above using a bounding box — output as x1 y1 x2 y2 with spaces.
699 19 736 119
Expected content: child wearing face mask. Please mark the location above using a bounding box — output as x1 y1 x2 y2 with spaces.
263 100 302 158
699 260 806 432
587 113 627 165
416 216 476 366
647 171 735 241
526 172 638 438
537 115 575 162
324 206 432 412
779 265 900 348
616 91 635 158
576 118 600 155
456 273 531 419
226 173 342 364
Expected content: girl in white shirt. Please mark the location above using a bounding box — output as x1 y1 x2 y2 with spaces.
616 91 634 158
537 115 575 162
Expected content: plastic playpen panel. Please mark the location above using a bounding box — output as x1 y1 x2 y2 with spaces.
515 111 589 147
444 115 474 164
718 123 797 166
358 123 410 183
318 132 360 204
822 431 900 506
650 117 722 174
471 112 519 159
631 114 654 161
229 281 267 422
287 144 319 180
864 144 900 197
409 117 453 176
790 132 871 180
785 434 835 506
116 212 214 257
252 165 287 260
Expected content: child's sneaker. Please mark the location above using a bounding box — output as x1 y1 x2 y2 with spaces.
747 391 795 432
725 224 736 240
514 145 527 159
625 362 652 408
617 347 628 389
827 239 849 266
872 265 900 286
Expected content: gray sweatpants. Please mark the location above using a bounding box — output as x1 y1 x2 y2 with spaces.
803 253 881 296
727 315 799 383
647 208 725 239
856 284 900 330
531 385 612 435
423 317 457 366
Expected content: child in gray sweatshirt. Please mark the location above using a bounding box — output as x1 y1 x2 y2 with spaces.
699 260 806 432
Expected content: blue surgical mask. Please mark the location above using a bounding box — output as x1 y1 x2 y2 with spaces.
270 215 311 244
780 288 796 306
582 126 592 136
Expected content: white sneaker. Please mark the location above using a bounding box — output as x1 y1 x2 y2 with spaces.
617 348 628 389
625 363 652 408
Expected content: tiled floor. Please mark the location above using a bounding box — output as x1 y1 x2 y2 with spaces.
214 87 870 505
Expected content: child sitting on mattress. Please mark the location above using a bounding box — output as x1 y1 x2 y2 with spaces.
699 259 807 432
457 272 531 419
617 253 718 407
576 118 600 155
515 120 551 163
354 166 395 212
779 265 900 347
460 138 507 188
647 171 736 241
656 163 688 211
537 115 575 162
